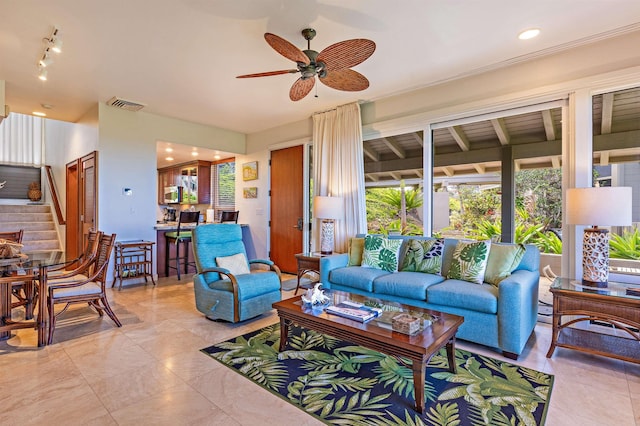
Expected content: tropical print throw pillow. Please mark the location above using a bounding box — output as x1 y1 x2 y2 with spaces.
400 238 445 274
447 240 491 284
361 235 403 272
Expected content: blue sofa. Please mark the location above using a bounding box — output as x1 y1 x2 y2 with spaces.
319 236 540 359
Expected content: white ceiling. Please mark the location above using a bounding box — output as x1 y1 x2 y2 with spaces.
2 1 640 135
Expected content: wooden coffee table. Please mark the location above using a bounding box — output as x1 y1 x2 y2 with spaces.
272 290 464 414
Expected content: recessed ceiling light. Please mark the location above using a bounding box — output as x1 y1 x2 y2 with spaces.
165 148 173 153
518 28 540 40
214 155 221 160
33 111 47 117
41 103 54 109
191 151 199 156
165 157 174 161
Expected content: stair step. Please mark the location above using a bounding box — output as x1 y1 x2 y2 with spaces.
0 204 61 252
0 212 53 223
0 222 56 231
0 204 51 214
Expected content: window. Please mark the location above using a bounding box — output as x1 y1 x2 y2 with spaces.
213 159 235 211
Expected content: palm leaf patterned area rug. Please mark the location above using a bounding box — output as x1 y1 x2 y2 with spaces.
201 324 553 425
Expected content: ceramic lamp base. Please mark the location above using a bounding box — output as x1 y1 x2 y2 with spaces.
320 219 335 255
581 227 609 287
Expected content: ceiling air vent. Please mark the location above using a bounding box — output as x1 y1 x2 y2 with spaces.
106 97 146 111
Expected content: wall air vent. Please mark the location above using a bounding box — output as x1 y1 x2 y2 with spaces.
106 97 146 111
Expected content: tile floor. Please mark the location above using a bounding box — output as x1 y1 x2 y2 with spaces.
1 276 638 425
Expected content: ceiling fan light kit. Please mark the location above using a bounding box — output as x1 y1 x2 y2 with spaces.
237 28 375 101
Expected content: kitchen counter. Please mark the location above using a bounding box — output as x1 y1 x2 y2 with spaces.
154 222 248 230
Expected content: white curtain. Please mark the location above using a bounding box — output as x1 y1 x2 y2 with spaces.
0 113 45 166
312 102 367 252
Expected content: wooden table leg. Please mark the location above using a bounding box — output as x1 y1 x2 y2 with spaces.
412 357 426 414
446 337 457 374
37 266 47 347
0 281 11 340
278 316 289 352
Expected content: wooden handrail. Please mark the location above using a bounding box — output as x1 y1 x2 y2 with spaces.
45 165 65 225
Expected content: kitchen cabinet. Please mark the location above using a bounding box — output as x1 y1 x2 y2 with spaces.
158 161 210 205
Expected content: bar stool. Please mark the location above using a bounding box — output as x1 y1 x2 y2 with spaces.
220 210 239 223
165 211 200 280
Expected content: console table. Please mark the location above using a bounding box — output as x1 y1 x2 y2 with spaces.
112 240 156 290
546 277 640 364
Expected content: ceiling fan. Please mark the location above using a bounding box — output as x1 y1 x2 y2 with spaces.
237 28 376 101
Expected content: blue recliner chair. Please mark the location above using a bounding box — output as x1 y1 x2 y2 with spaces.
192 224 282 322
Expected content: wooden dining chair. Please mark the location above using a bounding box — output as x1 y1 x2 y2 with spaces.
0 230 32 316
48 229 102 279
46 233 120 344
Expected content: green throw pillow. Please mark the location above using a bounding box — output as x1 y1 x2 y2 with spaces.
447 240 491 284
484 243 526 286
400 238 445 274
347 237 365 266
362 235 403 272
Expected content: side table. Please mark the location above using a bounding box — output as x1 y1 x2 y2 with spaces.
294 252 326 295
112 240 156 290
546 277 640 364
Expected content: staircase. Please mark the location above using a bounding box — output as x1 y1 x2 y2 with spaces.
0 204 62 252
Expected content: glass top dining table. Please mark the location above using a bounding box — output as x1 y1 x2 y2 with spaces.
0 250 65 347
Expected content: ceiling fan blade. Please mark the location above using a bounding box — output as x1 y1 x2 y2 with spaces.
265 33 310 65
319 69 369 91
317 39 375 71
236 69 298 78
290 78 315 101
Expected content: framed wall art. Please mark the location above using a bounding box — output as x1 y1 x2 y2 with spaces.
243 187 258 199
242 161 258 181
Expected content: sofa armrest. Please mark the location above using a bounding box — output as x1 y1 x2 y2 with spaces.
319 254 349 288
497 269 540 355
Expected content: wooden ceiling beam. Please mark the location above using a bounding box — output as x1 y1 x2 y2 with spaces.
382 136 406 159
411 132 424 147
363 146 379 162
442 167 454 177
389 172 402 180
600 151 610 166
601 93 614 135
415 169 423 178
473 164 486 174
541 110 556 141
551 156 561 169
490 118 510 145
448 126 470 151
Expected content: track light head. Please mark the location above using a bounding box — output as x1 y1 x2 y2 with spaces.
43 27 62 53
39 51 53 67
50 37 63 53
38 68 48 81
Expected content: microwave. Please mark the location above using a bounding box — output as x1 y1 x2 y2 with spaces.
164 186 181 204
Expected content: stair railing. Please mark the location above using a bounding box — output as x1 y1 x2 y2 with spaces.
45 165 65 225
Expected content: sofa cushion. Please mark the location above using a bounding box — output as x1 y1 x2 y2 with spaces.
373 271 445 300
447 240 491 284
329 266 389 292
216 253 250 276
484 243 526 286
400 238 445 274
347 237 365 266
362 235 403 272
427 279 498 314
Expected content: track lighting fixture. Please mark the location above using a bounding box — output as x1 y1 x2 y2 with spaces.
43 27 63 53
36 26 62 81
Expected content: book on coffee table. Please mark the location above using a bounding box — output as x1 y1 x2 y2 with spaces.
325 301 382 322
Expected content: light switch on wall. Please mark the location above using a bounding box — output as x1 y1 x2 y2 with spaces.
122 188 133 196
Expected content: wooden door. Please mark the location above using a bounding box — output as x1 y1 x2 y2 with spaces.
270 145 304 273
80 152 98 242
65 160 80 259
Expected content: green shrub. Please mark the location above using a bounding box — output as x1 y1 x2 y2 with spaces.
609 229 640 260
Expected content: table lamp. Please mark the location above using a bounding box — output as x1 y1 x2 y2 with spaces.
313 196 344 255
566 186 632 287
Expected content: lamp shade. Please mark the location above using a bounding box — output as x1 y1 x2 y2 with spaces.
313 196 344 220
566 187 632 226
